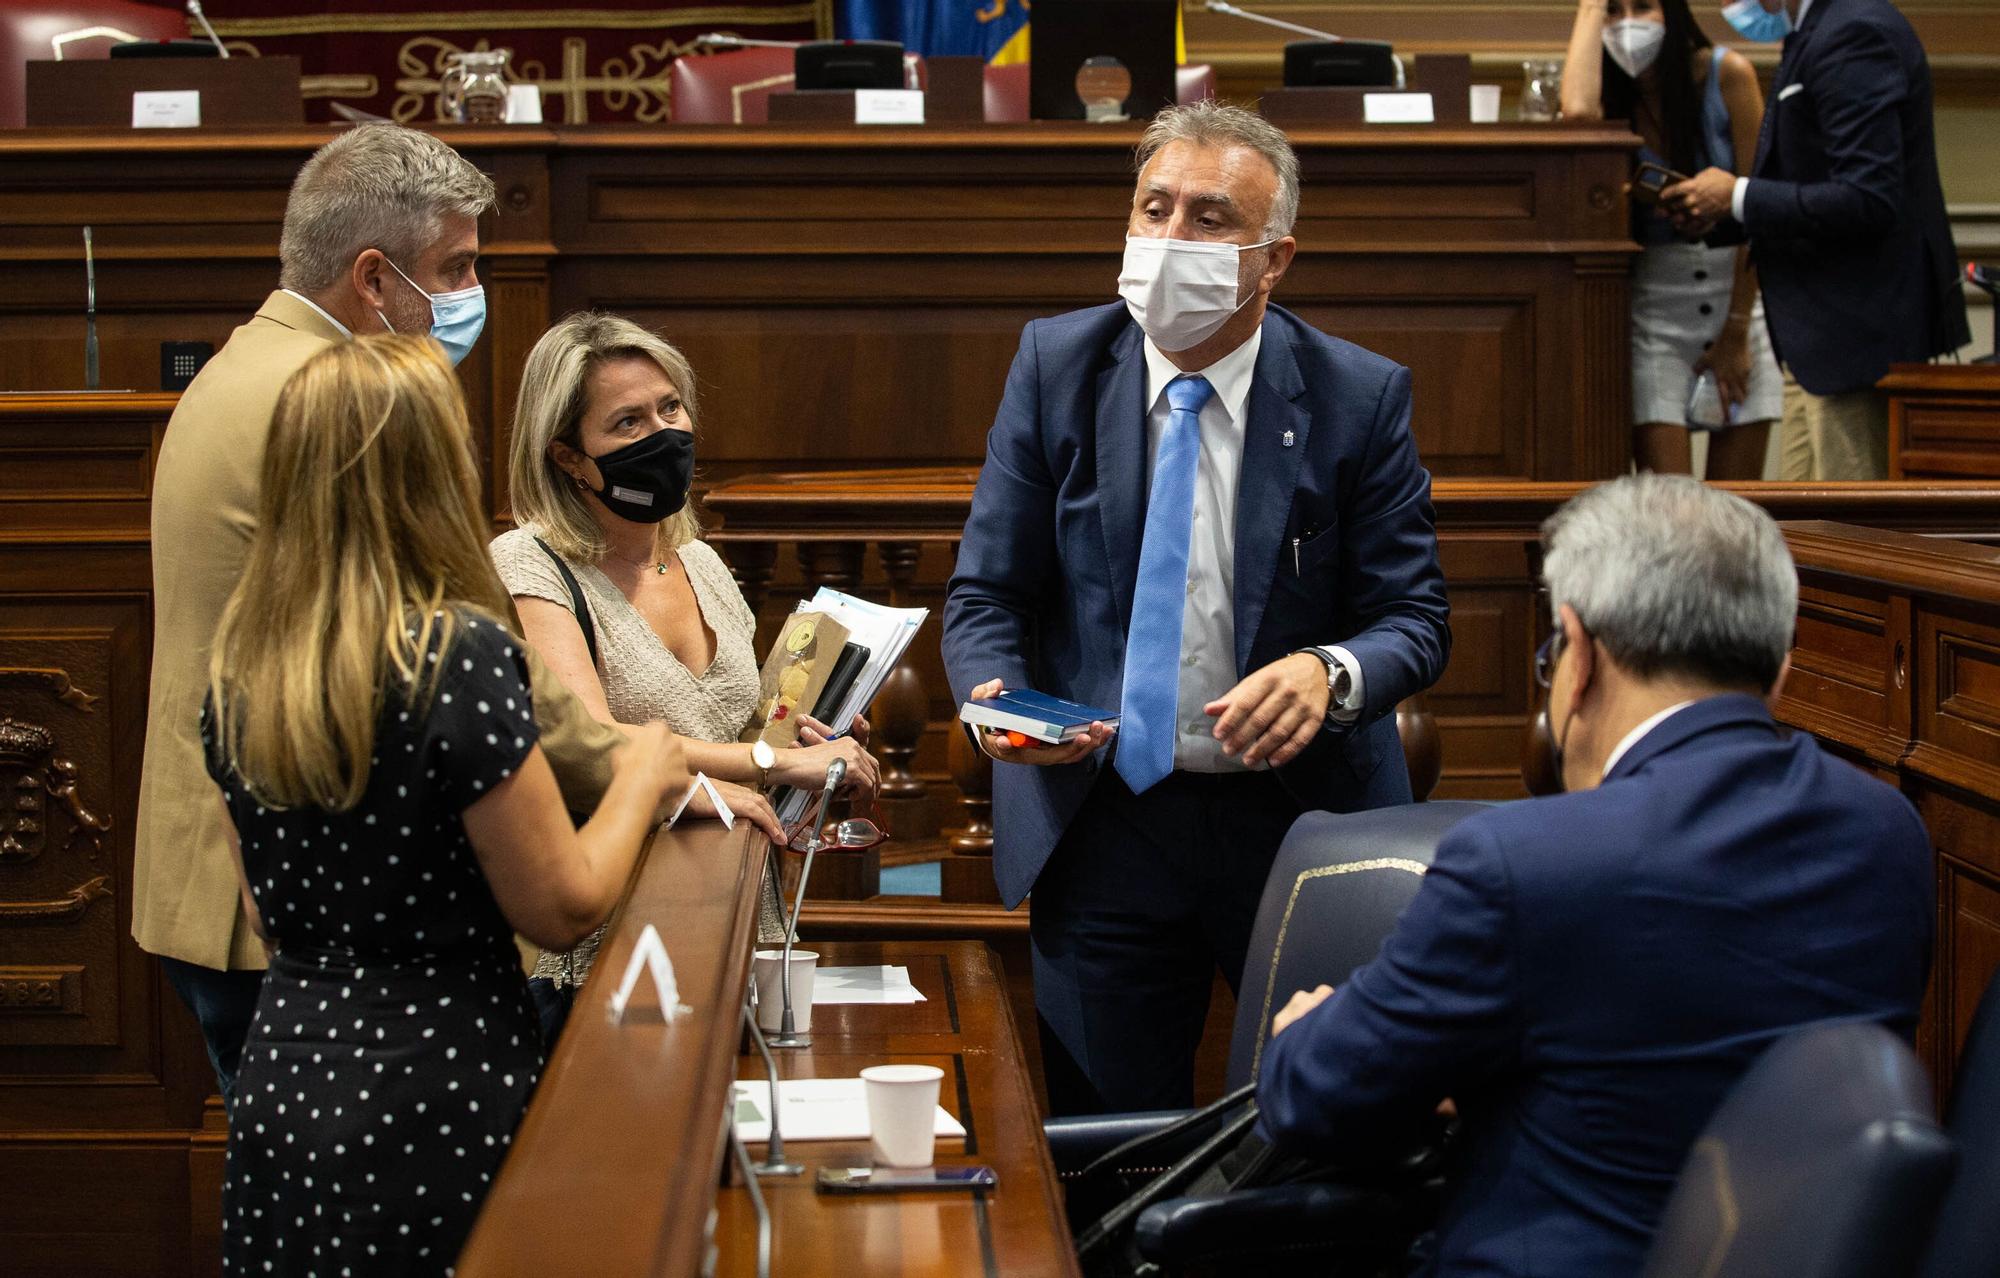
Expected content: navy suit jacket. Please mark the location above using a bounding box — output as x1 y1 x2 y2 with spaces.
942 303 1451 907
1743 0 1968 394
1258 695 1934 1278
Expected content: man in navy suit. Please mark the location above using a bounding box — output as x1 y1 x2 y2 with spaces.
1664 0 1968 479
942 102 1450 1115
1259 475 1933 1276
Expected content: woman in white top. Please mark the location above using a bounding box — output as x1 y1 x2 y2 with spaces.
492 312 878 1030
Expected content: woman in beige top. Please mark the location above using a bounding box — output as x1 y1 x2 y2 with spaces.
492 313 878 1032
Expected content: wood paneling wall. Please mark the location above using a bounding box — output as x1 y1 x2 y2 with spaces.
0 124 1640 507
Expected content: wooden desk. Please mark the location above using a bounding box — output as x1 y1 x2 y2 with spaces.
717 940 1076 1278
1881 363 2000 480
452 825 1073 1276
458 818 765 1278
1774 522 2000 1106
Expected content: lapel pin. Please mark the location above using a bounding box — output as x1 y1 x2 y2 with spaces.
1281 429 1295 448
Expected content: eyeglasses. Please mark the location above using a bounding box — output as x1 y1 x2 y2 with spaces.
1534 631 1565 689
783 791 888 854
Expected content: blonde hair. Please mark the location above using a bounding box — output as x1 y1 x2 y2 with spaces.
208 336 514 811
508 312 702 564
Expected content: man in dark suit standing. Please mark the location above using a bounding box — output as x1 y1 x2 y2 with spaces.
1259 475 1933 1277
943 102 1450 1115
1665 0 1968 479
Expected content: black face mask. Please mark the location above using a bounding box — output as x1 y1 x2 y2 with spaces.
584 428 694 524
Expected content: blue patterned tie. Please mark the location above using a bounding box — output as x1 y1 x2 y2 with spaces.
1116 374 1213 795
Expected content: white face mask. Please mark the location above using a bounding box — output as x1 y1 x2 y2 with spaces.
1118 235 1276 353
1602 19 1666 78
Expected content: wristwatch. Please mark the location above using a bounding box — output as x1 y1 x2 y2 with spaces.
750 738 776 791
1292 646 1354 726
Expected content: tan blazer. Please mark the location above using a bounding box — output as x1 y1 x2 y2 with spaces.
133 291 623 970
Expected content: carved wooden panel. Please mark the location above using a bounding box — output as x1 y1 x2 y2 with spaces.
0 620 130 1051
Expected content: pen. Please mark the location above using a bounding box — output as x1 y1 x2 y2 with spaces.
1292 536 1300 576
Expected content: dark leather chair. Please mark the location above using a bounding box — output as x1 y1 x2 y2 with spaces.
1916 969 2000 1278
1046 801 1488 1266
1641 1021 1955 1278
669 46 796 124
1 0 187 128
981 62 1217 123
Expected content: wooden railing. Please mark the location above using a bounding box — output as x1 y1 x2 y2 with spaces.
704 471 2000 911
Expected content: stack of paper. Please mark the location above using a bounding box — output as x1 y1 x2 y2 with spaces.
731 1078 966 1143
812 965 927 1005
774 587 927 826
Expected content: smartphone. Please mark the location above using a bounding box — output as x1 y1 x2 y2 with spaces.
1631 161 1688 206
816 1166 998 1194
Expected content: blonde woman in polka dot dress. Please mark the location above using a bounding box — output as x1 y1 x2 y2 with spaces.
200 336 689 1276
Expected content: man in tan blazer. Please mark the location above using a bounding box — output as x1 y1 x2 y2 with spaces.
136 125 669 1104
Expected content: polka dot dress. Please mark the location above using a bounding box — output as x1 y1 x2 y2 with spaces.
203 612 544 1278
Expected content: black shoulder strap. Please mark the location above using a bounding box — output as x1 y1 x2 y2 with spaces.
532 536 598 668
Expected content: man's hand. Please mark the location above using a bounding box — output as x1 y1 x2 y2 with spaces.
1204 652 1330 767
1662 166 1736 236
1273 984 1336 1036
968 678 1114 766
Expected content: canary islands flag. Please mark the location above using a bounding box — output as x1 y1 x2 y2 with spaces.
838 1 1184 66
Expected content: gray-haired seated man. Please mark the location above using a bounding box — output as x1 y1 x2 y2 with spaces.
1258 474 1933 1277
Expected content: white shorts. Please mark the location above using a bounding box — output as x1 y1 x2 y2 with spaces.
1630 241 1784 429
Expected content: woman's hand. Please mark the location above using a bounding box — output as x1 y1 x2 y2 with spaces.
616 721 690 809
1695 325 1753 414
774 734 880 799
686 778 785 844
797 713 869 751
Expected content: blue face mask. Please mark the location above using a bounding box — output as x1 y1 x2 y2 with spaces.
379 257 487 366
1721 0 1792 42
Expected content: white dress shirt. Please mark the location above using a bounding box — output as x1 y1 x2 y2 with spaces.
1730 0 1814 224
1140 331 1364 772
1599 700 1698 780
282 289 353 339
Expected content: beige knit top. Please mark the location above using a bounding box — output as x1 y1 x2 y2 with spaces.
489 528 785 983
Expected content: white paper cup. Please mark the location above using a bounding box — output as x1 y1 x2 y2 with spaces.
752 949 817 1033
862 1064 944 1168
1469 84 1501 123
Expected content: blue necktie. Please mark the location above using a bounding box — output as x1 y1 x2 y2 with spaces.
1116 374 1213 795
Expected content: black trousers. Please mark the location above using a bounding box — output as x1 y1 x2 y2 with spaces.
1029 768 1302 1116
159 956 266 1110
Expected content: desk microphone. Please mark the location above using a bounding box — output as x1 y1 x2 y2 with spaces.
767 755 846 1049
742 1003 803 1178
82 227 99 391
1202 0 1406 88
185 0 229 58
694 33 805 49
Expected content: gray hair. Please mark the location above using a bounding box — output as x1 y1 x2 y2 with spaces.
1541 475 1796 690
1136 100 1301 239
279 124 496 293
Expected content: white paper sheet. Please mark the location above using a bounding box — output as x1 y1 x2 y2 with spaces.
774 588 927 825
666 772 734 830
731 1078 965 1143
812 965 927 1005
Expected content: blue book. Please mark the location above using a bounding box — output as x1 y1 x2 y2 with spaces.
958 689 1119 745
